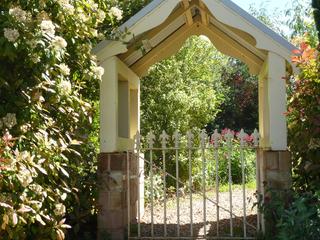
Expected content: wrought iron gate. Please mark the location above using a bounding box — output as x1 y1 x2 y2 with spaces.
126 129 260 239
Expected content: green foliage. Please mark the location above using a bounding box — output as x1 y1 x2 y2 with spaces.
288 42 320 192
0 1 121 239
259 190 320 240
312 0 320 43
140 36 226 136
285 0 318 47
210 60 258 131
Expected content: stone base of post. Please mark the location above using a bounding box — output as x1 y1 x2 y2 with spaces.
97 152 139 240
257 150 291 234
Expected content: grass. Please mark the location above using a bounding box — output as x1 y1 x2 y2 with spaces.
219 180 256 192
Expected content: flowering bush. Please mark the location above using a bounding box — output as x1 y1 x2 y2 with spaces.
287 42 320 192
0 0 124 239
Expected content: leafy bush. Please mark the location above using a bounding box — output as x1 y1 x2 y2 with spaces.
0 1 123 239
259 190 320 240
287 41 320 192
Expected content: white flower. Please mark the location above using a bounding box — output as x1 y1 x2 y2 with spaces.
58 80 72 95
56 0 75 14
63 3 75 14
9 6 29 22
97 9 106 22
57 0 69 5
78 13 89 22
92 66 104 80
3 28 19 42
40 20 55 36
17 169 33 187
2 113 17 129
54 203 66 216
110 7 123 21
90 28 98 37
58 63 70 75
27 39 37 49
52 36 67 49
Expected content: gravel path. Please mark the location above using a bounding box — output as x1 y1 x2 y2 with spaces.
136 189 258 238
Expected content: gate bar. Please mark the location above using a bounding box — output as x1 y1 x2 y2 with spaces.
162 148 167 237
127 151 131 238
241 145 247 238
188 147 193 236
134 152 257 231
175 147 180 237
214 146 220 236
150 149 154 237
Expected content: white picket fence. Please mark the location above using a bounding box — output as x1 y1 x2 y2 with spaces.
127 129 260 239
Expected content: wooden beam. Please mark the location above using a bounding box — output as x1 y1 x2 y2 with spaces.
181 0 190 9
185 9 194 26
210 17 267 60
119 4 195 61
131 23 201 76
201 24 263 74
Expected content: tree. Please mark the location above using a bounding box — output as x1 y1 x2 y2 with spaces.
312 0 320 43
210 60 258 132
140 36 226 136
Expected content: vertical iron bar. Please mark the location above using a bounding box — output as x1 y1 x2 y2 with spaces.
150 149 154 238
255 148 261 231
241 146 247 238
202 147 207 236
214 146 220 236
189 148 193 236
176 148 180 237
163 148 167 237
127 151 131 239
228 144 233 236
137 150 141 237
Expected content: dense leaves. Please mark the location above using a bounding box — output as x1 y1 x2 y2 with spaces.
141 36 226 136
0 0 122 239
288 42 320 192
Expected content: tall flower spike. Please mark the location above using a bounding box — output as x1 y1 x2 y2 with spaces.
186 130 194 148
238 129 247 147
225 129 234 146
211 129 221 148
159 130 169 149
200 129 207 148
252 129 260 147
134 130 141 150
172 130 181 148
146 131 156 149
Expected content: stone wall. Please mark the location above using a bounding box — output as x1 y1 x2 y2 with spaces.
257 150 292 233
97 152 139 240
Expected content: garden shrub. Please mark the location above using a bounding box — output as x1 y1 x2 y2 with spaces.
259 189 320 240
0 1 123 239
287 41 320 192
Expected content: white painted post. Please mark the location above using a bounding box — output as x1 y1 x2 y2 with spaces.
100 56 118 153
267 52 287 150
259 52 287 150
118 81 130 138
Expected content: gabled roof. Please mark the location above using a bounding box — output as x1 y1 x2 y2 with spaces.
94 0 296 76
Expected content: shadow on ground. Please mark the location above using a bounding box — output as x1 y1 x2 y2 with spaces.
130 214 257 239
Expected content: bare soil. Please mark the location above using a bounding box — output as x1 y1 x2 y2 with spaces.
135 189 258 238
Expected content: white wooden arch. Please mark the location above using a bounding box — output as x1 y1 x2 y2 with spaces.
93 0 297 153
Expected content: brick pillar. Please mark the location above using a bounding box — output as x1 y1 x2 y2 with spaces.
257 150 291 233
97 152 139 240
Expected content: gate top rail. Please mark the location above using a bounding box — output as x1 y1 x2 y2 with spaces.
134 128 260 150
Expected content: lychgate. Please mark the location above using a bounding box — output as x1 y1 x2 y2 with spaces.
93 0 295 239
